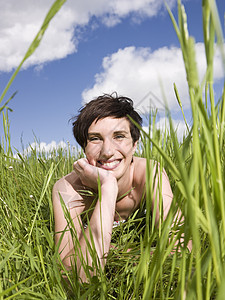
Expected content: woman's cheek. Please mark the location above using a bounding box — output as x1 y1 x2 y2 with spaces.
85 146 100 167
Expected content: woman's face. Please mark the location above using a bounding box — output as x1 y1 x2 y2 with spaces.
84 117 137 180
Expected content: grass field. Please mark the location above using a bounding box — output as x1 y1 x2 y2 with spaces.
0 0 225 299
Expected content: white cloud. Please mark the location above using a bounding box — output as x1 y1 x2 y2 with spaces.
16 140 68 157
0 0 175 72
82 44 225 113
0 1 76 72
13 140 84 159
155 118 189 142
142 118 189 142
104 0 175 21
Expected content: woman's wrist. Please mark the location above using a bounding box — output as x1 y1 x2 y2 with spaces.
101 176 118 197
101 173 117 186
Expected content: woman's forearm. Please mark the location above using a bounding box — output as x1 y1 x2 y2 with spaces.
63 178 118 282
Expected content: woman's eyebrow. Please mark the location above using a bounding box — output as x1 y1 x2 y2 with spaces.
87 130 129 138
87 132 101 137
113 130 129 134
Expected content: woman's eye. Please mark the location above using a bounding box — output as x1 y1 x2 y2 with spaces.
114 134 125 139
88 136 100 142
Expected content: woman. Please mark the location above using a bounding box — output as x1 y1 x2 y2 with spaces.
52 93 174 282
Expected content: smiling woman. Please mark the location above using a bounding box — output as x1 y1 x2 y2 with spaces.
52 93 175 282
85 117 136 178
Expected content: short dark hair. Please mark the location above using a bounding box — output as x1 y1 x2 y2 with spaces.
72 93 142 149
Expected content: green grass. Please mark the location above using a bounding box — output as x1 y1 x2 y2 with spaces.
0 0 225 298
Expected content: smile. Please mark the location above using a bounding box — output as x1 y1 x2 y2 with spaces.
97 159 121 170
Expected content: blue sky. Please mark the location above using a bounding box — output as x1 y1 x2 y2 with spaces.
0 0 224 153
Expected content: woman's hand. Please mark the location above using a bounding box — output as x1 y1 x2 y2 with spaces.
73 158 117 190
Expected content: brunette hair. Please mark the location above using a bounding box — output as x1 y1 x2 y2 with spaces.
72 93 142 149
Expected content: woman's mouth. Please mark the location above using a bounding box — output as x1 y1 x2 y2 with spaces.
97 159 121 170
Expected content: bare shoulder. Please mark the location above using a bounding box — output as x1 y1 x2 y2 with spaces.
132 157 156 178
132 157 168 184
53 170 84 192
133 157 157 168
133 156 146 170
132 157 146 185
52 171 86 209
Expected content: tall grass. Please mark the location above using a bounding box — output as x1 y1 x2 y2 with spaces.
0 0 224 298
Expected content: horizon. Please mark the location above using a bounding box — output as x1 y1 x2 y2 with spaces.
0 0 224 153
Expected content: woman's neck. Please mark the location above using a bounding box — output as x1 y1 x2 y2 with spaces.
116 163 134 200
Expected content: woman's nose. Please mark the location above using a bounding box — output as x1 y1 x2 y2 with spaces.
100 138 114 158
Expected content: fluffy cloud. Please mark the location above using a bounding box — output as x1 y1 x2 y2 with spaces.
155 118 189 142
18 140 67 157
0 0 175 72
14 140 84 158
82 44 224 112
142 118 189 142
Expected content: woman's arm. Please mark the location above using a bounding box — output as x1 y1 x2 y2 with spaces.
53 158 118 282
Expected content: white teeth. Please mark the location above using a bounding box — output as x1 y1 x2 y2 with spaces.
101 160 119 167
